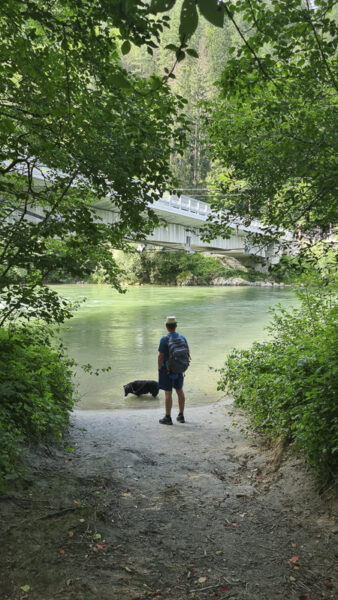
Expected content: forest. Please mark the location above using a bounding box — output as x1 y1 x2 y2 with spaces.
0 1 337 486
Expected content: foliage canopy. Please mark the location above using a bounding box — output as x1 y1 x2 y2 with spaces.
0 0 189 324
200 0 338 240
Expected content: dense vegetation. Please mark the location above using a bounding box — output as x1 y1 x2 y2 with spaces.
46 248 269 286
0 325 75 488
0 0 190 327
110 250 268 286
200 0 338 241
218 263 338 484
122 1 246 197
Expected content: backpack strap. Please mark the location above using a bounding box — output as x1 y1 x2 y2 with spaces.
166 333 190 353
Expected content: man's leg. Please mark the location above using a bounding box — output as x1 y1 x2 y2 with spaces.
176 388 185 414
159 390 173 425
175 387 185 423
165 390 173 416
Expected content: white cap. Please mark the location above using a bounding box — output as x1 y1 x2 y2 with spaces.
165 316 177 325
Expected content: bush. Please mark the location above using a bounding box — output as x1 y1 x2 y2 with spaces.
0 324 75 487
44 247 270 286
218 278 338 484
115 249 264 285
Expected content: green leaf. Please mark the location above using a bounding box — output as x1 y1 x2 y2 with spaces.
165 43 178 51
109 73 131 89
179 0 199 42
176 49 186 62
150 0 176 12
20 585 30 592
121 40 131 55
198 0 224 28
186 48 199 58
150 78 161 90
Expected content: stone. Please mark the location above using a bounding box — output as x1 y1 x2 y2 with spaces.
210 254 248 271
229 485 259 498
222 277 250 286
178 274 197 287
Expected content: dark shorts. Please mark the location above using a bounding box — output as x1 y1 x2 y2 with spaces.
158 367 184 392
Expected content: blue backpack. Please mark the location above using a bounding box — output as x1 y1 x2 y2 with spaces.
166 334 190 374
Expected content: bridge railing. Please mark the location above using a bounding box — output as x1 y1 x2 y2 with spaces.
157 193 210 218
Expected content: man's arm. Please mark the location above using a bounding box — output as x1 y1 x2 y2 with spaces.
158 352 165 371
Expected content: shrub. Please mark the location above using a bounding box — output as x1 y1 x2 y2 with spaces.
218 278 338 484
0 324 75 488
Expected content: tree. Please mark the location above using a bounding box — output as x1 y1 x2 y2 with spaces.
200 0 338 241
0 0 188 324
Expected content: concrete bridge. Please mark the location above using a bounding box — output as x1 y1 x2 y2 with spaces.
14 165 291 265
94 193 287 265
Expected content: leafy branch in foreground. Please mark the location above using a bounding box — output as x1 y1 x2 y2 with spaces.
0 0 188 325
200 0 338 240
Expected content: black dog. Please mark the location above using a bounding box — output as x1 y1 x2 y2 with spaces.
123 380 159 398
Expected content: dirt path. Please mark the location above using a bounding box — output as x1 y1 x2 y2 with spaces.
1 401 337 600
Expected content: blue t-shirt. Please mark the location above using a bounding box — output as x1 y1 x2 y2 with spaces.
158 332 189 365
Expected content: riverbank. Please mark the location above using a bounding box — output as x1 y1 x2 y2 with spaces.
179 278 291 287
1 402 336 600
46 278 292 287
45 249 290 287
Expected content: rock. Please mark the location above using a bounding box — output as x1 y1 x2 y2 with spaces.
178 274 197 287
209 277 282 287
210 276 251 286
252 261 269 274
209 277 227 286
206 253 248 271
229 485 259 498
219 255 248 271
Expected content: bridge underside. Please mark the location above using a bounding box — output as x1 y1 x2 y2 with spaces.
146 223 251 257
142 239 249 256
21 184 282 264
94 205 279 263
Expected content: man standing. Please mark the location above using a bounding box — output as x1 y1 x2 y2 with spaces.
158 316 189 425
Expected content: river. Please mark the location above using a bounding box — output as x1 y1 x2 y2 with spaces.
52 284 296 411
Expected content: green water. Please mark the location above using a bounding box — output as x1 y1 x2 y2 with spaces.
53 284 296 410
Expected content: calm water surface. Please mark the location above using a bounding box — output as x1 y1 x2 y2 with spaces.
52 285 296 410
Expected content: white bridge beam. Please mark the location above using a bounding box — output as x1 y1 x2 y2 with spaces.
95 192 285 264
15 167 291 264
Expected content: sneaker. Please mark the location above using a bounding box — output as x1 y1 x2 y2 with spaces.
176 413 185 423
159 415 173 425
